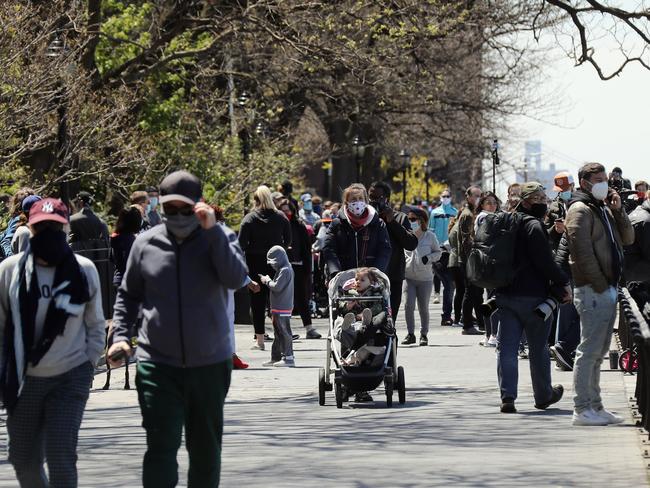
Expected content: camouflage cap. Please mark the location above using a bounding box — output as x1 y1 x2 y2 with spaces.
519 181 545 200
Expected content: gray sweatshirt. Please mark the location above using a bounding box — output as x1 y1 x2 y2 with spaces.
404 230 442 282
0 253 106 377
266 245 294 315
111 223 248 367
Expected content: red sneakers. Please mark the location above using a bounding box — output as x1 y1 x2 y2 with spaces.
233 354 249 370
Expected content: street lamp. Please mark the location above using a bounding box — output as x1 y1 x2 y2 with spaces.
399 149 410 204
47 35 71 205
491 139 500 194
352 135 365 182
237 91 250 107
423 159 430 204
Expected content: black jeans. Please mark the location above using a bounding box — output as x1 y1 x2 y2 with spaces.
390 277 404 321
461 267 484 330
246 253 273 335
450 267 465 324
292 264 312 327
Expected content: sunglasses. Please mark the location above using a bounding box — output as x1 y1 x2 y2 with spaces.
163 205 195 216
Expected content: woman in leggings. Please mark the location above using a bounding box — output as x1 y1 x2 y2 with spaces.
239 185 292 349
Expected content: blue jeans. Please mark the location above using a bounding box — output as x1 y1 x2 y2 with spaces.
572 285 618 413
495 295 554 404
434 267 454 320
555 302 580 354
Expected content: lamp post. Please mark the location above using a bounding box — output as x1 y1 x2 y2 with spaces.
399 149 410 204
352 135 364 182
491 139 500 195
237 92 252 160
47 35 71 205
423 159 430 204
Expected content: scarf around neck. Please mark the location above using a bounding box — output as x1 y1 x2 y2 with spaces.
344 204 376 230
1 243 90 413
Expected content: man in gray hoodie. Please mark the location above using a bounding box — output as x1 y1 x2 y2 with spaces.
107 170 248 488
260 245 295 367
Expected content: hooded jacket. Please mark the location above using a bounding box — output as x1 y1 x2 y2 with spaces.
405 230 442 282
111 223 248 367
545 196 569 252
266 245 294 314
565 190 634 293
322 206 391 275
429 202 458 244
239 208 291 257
624 199 650 283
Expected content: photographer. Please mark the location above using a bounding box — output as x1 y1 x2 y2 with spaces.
495 182 570 414
565 163 634 426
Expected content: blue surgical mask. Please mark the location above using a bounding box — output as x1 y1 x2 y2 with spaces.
149 197 159 209
303 201 313 212
559 191 572 202
410 221 420 231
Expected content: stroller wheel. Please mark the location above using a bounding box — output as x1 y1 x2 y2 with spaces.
335 381 344 409
385 373 394 408
318 368 326 406
619 349 639 373
397 366 406 405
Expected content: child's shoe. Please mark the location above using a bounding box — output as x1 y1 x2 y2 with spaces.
342 312 355 330
361 308 372 326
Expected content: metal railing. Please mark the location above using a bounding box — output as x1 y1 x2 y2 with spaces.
619 287 650 437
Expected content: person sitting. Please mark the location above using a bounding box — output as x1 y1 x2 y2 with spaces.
334 268 386 365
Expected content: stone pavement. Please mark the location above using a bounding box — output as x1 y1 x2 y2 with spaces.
1 300 649 487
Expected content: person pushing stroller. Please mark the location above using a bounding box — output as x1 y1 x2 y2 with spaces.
260 245 296 367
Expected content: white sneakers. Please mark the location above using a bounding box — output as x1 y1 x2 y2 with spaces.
433 293 441 304
572 408 624 426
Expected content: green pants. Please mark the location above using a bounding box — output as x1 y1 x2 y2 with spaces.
136 360 232 488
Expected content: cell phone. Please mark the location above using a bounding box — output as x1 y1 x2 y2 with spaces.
108 349 127 362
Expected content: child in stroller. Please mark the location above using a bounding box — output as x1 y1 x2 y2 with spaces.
334 267 387 366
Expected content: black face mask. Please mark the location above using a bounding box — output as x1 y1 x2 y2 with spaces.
369 198 387 212
30 228 71 266
528 203 548 219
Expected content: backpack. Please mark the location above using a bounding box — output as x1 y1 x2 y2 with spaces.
466 212 523 289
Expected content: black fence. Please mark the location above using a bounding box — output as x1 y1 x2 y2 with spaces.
619 286 650 437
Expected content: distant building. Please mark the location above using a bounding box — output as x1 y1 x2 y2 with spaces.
517 140 569 198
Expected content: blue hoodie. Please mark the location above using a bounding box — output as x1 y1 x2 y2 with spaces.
429 203 458 244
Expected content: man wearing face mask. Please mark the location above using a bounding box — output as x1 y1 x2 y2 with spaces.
545 172 574 253
429 189 457 325
108 170 249 487
146 186 162 226
0 198 105 487
495 182 571 414
565 163 634 426
368 181 418 321
299 193 319 227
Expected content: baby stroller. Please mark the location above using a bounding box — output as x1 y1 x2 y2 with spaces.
318 268 406 408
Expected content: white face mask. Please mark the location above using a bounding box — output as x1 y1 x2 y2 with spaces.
347 201 367 216
410 221 420 231
587 181 609 201
441 196 451 205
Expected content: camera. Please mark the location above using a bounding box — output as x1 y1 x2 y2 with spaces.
534 297 559 321
479 297 497 317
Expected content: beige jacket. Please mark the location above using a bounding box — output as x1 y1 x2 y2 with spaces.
565 199 634 292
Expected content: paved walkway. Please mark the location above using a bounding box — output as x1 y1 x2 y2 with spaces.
1 300 648 487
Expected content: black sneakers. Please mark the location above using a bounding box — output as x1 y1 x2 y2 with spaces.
355 391 373 402
550 345 574 371
306 328 322 339
462 327 482 335
501 398 516 413
535 384 564 410
419 335 428 346
401 334 416 345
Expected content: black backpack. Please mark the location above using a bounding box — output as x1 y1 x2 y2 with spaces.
466 212 523 289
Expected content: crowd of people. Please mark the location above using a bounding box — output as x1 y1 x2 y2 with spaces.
0 163 649 486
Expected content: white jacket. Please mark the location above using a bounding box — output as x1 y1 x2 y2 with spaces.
404 230 441 282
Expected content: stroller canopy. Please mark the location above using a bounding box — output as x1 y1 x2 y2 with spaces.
328 268 391 301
